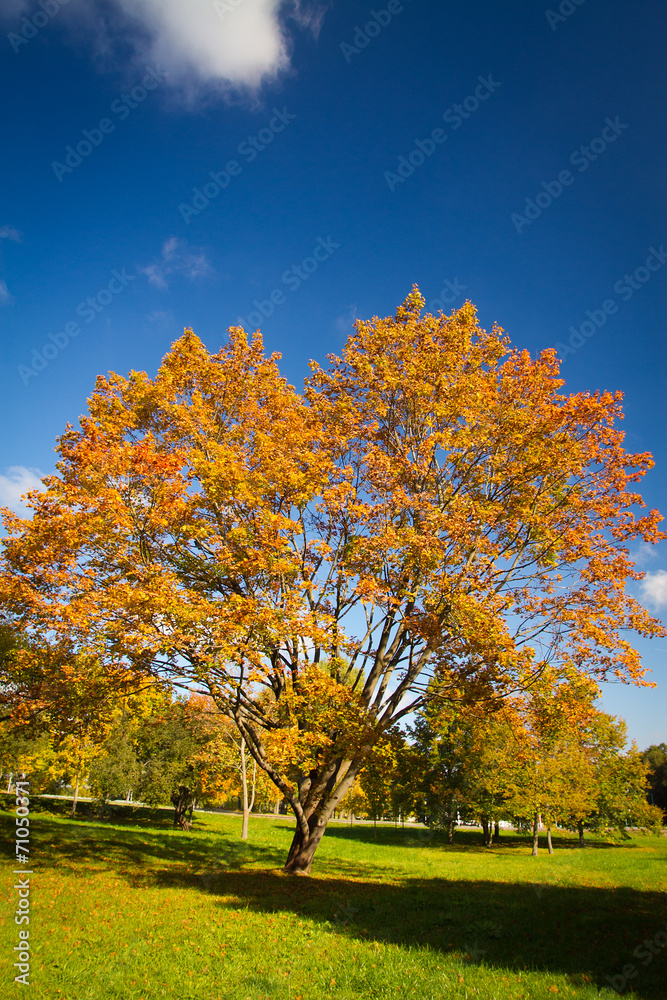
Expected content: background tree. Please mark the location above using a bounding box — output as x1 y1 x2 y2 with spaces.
408 707 468 842
587 725 662 837
502 673 600 855
641 743 667 819
1 292 664 873
456 705 522 847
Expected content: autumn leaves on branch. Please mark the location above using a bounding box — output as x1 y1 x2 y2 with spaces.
0 289 664 872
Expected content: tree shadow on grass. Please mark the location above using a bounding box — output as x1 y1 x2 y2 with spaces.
147 867 667 999
324 823 619 852
3 811 664 997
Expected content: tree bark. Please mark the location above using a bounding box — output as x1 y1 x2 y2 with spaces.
171 785 193 830
241 737 249 840
531 811 539 856
577 819 585 848
481 818 493 846
494 821 500 839
447 819 455 844
547 825 554 854
69 762 81 819
283 814 331 874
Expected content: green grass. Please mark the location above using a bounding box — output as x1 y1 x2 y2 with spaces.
1 798 666 999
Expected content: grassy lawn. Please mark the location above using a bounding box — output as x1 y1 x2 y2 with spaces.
1 799 666 999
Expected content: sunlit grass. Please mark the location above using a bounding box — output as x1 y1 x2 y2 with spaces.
1 800 666 999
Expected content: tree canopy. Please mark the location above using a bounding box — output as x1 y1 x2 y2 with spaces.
1 290 664 872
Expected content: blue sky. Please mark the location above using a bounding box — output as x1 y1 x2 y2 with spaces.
0 0 665 747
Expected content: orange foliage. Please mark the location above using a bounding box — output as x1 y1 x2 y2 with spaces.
1 290 663 871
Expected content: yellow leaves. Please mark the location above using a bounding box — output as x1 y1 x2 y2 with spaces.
1 292 665 862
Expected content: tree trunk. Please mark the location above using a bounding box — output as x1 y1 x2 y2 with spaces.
69 762 81 819
235 717 361 874
171 785 193 830
249 758 256 812
7 772 12 794
481 818 493 846
547 825 554 855
531 811 539 856
241 737 249 840
447 819 455 844
273 797 280 815
283 816 330 875
494 821 500 839
577 820 585 848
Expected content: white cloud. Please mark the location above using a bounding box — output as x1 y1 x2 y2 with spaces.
640 570 667 609
0 466 44 514
0 280 14 305
0 226 22 242
49 0 328 99
633 542 659 567
140 237 213 290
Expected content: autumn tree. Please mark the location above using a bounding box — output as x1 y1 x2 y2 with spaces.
184 692 275 839
455 705 521 847
1 291 664 873
0 617 149 817
500 672 603 854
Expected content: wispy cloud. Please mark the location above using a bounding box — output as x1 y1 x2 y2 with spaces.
140 237 213 290
335 303 358 334
0 280 14 305
640 570 667 609
0 466 44 514
0 225 22 242
633 542 660 568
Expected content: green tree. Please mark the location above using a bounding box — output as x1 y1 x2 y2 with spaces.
88 716 141 804
641 743 667 819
